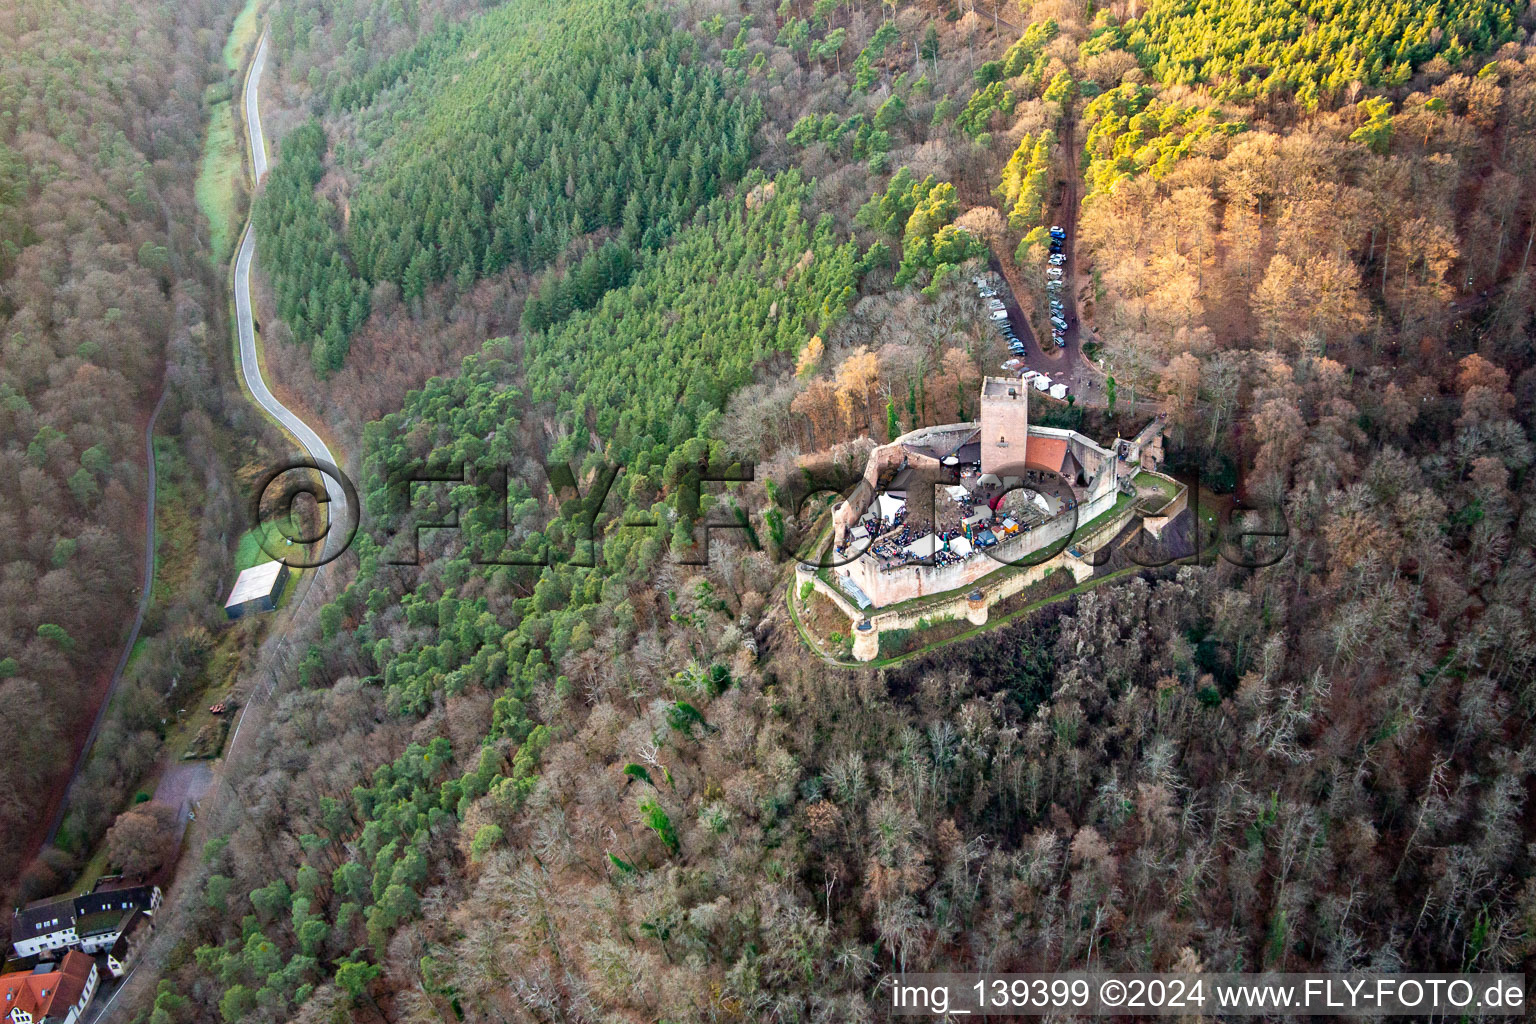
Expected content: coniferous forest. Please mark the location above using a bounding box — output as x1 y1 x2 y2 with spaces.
4 0 1536 1021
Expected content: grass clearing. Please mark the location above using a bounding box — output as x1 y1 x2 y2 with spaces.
234 520 306 571
223 0 260 73
152 437 202 605
196 100 244 266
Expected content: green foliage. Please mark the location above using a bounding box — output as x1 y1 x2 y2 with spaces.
1119 0 1518 105
36 623 74 651
258 0 761 369
1043 71 1076 104
252 122 367 373
954 17 1057 135
521 170 863 467
335 959 381 1003
998 129 1055 232
859 168 986 288
666 700 707 737
638 796 679 853
205 875 233 914
1002 18 1058 81
468 823 504 862
1081 83 1246 196
218 984 255 1023
623 763 655 786
1350 96 1395 154
956 80 1014 138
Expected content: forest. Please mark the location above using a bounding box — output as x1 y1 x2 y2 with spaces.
0 0 240 898
255 0 761 371
7 0 1535 1020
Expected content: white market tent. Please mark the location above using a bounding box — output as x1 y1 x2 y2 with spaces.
950 536 974 557
1050 383 1068 399
876 493 906 520
1034 376 1052 392
904 534 941 558
945 484 969 501
849 525 869 541
1030 491 1052 513
962 509 992 527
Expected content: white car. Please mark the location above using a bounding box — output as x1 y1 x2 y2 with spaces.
1049 253 1066 266
1046 267 1063 280
990 309 1008 320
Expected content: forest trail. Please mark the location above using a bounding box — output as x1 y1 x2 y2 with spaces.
36 390 169 852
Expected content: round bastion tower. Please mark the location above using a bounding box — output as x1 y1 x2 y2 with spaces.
852 618 879 661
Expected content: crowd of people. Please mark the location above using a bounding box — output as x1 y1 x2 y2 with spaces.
838 469 1080 575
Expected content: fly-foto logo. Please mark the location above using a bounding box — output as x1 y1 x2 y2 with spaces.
248 456 1288 571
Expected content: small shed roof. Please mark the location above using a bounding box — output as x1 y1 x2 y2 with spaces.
225 561 285 608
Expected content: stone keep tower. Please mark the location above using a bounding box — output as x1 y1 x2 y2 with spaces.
979 376 1031 476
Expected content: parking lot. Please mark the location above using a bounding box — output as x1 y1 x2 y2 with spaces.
977 235 1107 405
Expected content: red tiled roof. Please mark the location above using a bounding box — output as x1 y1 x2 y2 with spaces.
0 950 93 1021
50 950 94 1011
1026 436 1068 474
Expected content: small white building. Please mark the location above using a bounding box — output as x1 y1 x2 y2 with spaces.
224 560 290 619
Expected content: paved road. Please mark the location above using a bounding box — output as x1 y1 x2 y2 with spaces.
237 31 348 558
41 388 168 849
84 29 349 1024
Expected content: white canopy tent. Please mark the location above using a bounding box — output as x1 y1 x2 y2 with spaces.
904 534 941 558
1034 376 1052 392
876 493 906 520
949 536 974 557
1050 383 1068 399
945 484 969 501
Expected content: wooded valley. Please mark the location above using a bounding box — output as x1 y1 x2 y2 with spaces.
4 0 1536 1020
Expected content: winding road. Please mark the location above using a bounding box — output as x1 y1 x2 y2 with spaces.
81 32 342 1024
236 31 349 558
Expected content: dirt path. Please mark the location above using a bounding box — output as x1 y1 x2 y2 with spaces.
32 388 170 860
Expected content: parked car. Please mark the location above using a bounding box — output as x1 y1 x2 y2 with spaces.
1047 267 1063 280
990 309 1008 321
1050 225 1065 239
1049 253 1066 266
1054 335 1066 348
